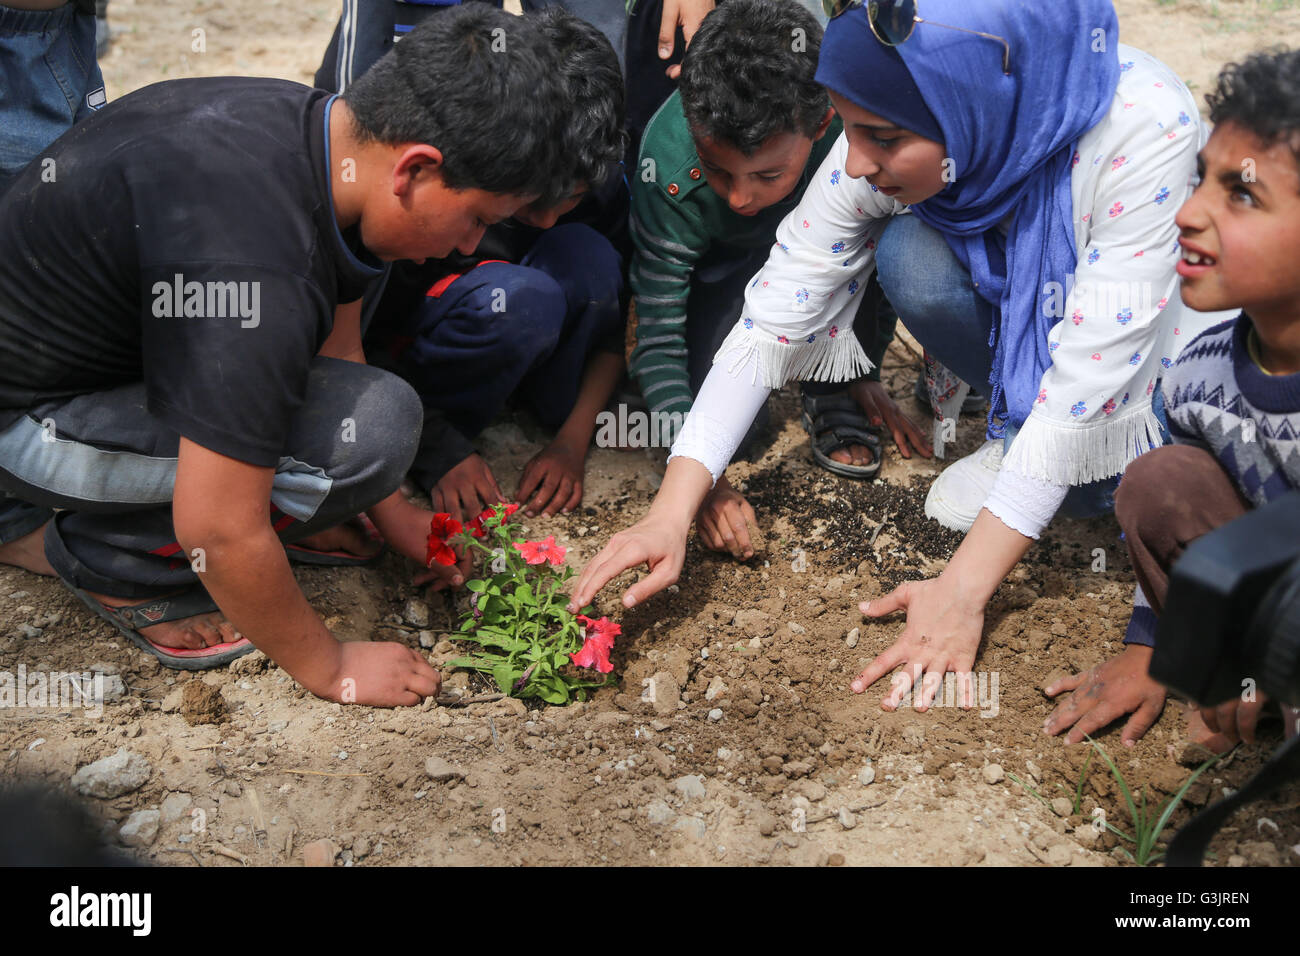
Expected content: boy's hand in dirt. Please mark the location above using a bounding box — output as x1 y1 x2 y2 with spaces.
320 641 441 707
569 515 688 611
850 380 933 459
517 437 585 517
695 474 759 559
1043 644 1167 747
1200 689 1270 748
432 453 503 525
367 490 470 592
851 575 985 709
659 0 714 79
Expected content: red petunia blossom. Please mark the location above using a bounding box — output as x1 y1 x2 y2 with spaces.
426 512 463 567
569 615 620 673
576 614 621 649
468 502 521 539
512 535 566 566
570 635 614 673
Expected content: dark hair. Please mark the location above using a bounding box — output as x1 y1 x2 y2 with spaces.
532 5 626 193
678 0 826 156
343 4 570 202
1207 47 1300 176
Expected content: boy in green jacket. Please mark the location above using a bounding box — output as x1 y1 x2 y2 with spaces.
626 0 930 556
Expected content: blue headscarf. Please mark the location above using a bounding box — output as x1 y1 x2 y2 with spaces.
816 0 1120 434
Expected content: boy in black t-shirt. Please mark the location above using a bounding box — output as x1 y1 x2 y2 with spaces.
0 5 571 707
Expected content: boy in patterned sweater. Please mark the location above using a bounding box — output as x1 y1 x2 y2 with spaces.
1045 49 1300 749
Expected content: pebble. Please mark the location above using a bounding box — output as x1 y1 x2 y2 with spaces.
268 720 288 733
1051 797 1074 818
99 675 126 702
119 809 160 848
845 627 859 649
982 764 1005 785
353 837 372 860
646 670 680 717
838 807 858 830
827 852 846 867
403 599 431 628
16 624 41 639
424 756 466 782
71 748 151 799
160 792 193 824
788 622 806 635
858 765 876 786
418 630 436 649
646 799 675 826
302 839 338 867
707 708 723 722
705 677 727 702
755 813 778 836
224 780 242 796
671 816 707 840
673 775 707 801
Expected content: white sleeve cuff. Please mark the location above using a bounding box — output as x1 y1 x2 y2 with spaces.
667 350 771 483
983 467 1070 540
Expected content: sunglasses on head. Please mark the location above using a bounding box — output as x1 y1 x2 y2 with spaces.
821 0 1011 75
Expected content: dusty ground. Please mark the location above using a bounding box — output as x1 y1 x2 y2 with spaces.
3 0 1300 867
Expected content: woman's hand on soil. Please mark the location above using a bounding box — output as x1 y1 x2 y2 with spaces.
432 453 503 525
569 515 688 611
850 379 933 459
1043 644 1166 746
694 474 759 559
516 437 585 517
315 641 441 708
851 575 984 709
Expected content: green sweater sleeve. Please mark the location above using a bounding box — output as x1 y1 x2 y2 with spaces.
626 158 709 420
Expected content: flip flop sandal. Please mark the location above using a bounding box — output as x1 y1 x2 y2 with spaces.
63 581 255 671
286 515 387 567
800 391 883 479
286 541 387 567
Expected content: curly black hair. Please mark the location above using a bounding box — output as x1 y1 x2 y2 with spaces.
678 0 827 156
343 4 570 203
1207 47 1300 176
532 5 626 194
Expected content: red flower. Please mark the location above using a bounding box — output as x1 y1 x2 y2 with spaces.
512 536 566 566
468 503 520 539
570 635 614 673
576 614 621 647
425 512 463 567
569 615 620 673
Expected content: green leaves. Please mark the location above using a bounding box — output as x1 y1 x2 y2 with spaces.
445 504 614 704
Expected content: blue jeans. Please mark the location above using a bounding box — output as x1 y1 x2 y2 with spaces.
875 213 1168 519
0 2 105 195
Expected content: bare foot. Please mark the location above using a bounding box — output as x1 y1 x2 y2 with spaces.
291 519 382 560
85 589 243 650
829 443 877 468
0 523 55 576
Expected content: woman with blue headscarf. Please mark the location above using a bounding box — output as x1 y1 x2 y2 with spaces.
572 0 1227 740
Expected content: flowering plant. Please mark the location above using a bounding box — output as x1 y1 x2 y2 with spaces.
426 505 619 704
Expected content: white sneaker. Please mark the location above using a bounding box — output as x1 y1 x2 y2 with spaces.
924 439 1004 533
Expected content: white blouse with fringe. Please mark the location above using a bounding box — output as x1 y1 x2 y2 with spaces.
671 45 1235 534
